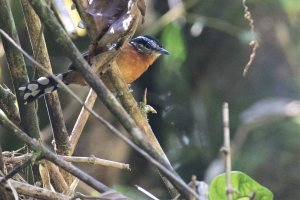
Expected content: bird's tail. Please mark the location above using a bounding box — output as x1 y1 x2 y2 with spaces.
19 72 69 104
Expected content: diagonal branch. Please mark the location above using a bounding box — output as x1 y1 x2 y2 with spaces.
20 0 70 157
0 111 124 196
1 0 200 197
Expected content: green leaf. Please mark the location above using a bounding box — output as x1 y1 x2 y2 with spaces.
209 171 273 200
161 22 186 71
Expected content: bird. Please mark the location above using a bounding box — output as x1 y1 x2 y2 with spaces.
18 35 169 104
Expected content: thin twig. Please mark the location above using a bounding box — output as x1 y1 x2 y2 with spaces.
0 26 199 200
242 0 259 77
0 155 34 184
107 60 178 197
221 102 233 200
60 155 130 170
0 0 41 140
0 111 123 195
135 185 159 200
69 89 97 154
3 153 130 170
68 0 98 155
2 0 200 197
39 162 52 190
1 178 69 200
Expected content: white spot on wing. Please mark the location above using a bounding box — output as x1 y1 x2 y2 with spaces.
45 86 55 94
31 90 40 97
24 93 31 100
37 77 50 85
56 74 63 80
27 84 39 91
19 86 26 91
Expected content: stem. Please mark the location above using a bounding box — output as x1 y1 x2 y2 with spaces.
0 0 40 140
0 85 20 125
20 0 70 156
69 89 97 154
106 62 179 197
0 0 41 181
222 102 233 200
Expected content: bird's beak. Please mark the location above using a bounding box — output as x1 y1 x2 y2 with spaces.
158 47 170 55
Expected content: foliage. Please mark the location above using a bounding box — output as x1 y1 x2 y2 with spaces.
209 171 273 200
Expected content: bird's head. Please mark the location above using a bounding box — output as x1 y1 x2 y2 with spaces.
129 35 170 56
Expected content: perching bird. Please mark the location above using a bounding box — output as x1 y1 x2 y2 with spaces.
19 35 169 104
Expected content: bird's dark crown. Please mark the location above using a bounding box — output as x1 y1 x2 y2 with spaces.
129 35 170 55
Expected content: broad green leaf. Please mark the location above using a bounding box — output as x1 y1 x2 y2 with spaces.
209 171 273 200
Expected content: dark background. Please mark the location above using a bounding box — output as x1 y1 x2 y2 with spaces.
0 0 299 199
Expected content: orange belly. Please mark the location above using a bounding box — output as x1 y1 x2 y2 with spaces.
116 44 159 84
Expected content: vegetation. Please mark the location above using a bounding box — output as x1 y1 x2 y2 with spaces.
0 0 298 199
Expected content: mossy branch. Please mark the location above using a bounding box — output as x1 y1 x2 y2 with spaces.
26 0 199 198
20 0 70 157
0 0 40 140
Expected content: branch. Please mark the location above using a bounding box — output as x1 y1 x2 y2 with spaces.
0 178 70 200
46 161 71 194
3 0 199 197
0 85 20 125
3 153 130 171
106 62 179 197
0 146 4 173
220 102 233 200
0 0 40 140
0 110 126 197
20 0 70 157
60 156 130 170
39 162 52 190
69 0 98 156
69 89 97 154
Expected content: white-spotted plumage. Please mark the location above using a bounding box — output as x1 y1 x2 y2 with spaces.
37 77 50 85
27 84 39 91
18 86 26 91
44 86 55 94
31 90 40 97
23 93 31 101
57 74 63 80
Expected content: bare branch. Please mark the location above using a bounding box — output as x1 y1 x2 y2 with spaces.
69 89 97 154
46 161 71 194
0 85 20 125
60 155 130 171
3 153 130 171
220 102 233 200
1 0 200 197
0 0 40 140
0 110 125 196
39 162 52 190
1 178 70 200
20 0 70 157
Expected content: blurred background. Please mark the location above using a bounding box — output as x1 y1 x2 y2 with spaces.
0 0 299 199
